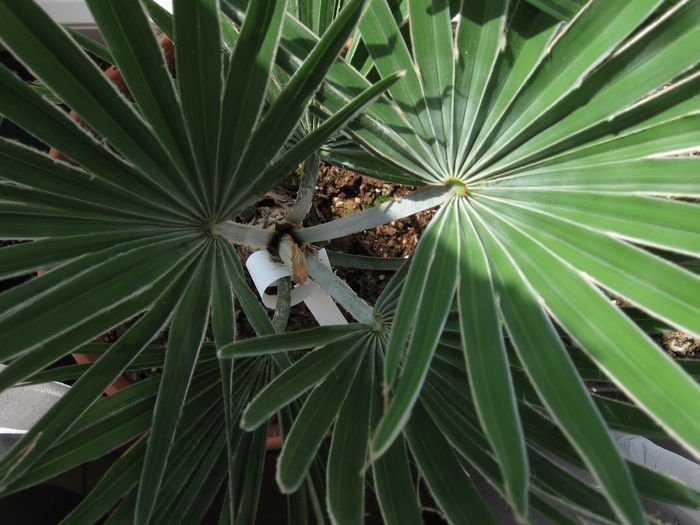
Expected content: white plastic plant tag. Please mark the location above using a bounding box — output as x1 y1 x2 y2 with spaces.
246 249 347 326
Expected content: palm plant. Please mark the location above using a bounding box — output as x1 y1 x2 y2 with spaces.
0 0 399 522
221 0 700 523
0 0 699 524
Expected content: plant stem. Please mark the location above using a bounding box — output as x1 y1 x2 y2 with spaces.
306 253 374 324
213 221 273 248
296 185 450 244
272 277 292 333
286 153 319 225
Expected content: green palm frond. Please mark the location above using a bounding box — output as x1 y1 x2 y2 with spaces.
265 0 700 522
0 0 396 521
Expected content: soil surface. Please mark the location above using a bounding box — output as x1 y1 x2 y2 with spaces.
656 331 700 359
244 163 435 306
233 162 436 334
307 164 436 303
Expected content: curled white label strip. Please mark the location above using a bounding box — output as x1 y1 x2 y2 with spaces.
246 249 347 326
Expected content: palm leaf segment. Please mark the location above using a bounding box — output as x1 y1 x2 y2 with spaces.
0 0 396 521
276 0 700 523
